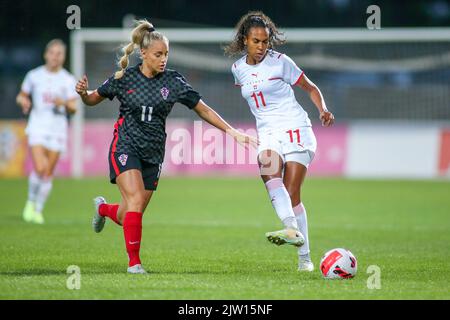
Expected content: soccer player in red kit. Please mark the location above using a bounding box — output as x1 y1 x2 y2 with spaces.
76 20 256 274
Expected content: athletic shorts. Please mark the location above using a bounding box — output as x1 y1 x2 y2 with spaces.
28 132 67 153
109 152 162 191
258 126 317 168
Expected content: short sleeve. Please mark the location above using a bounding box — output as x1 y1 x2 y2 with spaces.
281 54 304 85
175 73 201 109
231 64 240 86
21 71 33 94
97 75 118 101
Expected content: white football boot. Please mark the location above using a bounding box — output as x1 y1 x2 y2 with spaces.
92 196 106 233
127 264 147 274
33 211 45 224
265 228 305 247
22 200 35 223
298 255 314 272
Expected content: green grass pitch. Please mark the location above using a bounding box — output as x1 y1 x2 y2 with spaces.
0 177 449 299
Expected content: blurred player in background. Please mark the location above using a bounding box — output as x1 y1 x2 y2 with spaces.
76 20 257 274
225 12 334 272
16 39 78 224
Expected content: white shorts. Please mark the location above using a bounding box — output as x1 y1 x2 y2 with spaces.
258 126 317 168
28 132 67 153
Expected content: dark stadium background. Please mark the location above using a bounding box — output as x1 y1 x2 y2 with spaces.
1 0 449 120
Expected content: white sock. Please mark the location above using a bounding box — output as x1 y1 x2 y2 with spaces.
28 171 41 203
264 178 298 230
294 203 310 258
35 177 53 213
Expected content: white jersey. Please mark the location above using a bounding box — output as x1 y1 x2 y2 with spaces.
232 51 312 135
21 65 78 137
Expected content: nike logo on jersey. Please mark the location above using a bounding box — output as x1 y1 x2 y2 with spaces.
251 73 259 77
126 89 136 94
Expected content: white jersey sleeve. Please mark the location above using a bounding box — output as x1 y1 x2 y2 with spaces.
21 70 34 94
231 64 241 86
281 54 304 85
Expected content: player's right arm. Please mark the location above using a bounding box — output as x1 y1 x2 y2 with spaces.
17 70 33 114
75 75 105 106
16 91 32 115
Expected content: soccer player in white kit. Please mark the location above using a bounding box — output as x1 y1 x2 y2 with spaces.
226 12 335 272
16 39 78 224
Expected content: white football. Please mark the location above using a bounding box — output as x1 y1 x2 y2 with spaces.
320 248 357 279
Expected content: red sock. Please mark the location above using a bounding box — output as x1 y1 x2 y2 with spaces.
99 204 120 225
123 211 143 267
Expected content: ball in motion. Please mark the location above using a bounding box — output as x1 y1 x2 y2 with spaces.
320 248 357 279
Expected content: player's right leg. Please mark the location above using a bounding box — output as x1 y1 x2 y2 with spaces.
265 228 305 247
92 197 124 232
92 196 107 232
258 148 304 247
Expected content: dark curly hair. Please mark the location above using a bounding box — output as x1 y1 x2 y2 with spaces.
224 11 286 57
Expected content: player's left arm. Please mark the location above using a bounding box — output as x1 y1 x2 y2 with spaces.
296 74 334 127
193 99 258 148
52 97 77 115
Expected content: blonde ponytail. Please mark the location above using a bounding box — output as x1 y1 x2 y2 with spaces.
114 20 155 79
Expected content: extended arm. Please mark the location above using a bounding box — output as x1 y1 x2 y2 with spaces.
193 99 258 148
75 75 105 106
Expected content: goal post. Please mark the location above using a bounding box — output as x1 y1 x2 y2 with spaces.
70 27 450 178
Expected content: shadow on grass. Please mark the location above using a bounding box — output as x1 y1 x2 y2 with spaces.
0 262 312 277
0 269 233 276
0 263 124 276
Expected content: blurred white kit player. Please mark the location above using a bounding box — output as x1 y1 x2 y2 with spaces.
232 50 316 269
22 66 77 152
18 40 78 224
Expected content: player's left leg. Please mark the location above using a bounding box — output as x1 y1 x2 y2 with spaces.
31 148 60 224
23 145 47 223
284 156 314 272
